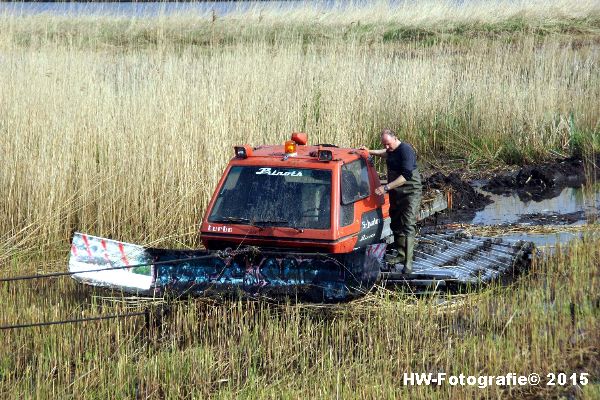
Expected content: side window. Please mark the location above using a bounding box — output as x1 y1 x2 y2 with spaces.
339 203 354 227
341 158 371 205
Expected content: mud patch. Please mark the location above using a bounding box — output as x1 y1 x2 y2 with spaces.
425 172 492 211
482 155 597 199
420 172 493 224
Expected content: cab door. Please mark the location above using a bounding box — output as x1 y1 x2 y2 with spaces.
338 157 384 249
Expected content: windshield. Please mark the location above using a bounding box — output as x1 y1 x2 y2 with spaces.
208 166 331 230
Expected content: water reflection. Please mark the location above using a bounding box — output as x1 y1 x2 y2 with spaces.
472 187 599 225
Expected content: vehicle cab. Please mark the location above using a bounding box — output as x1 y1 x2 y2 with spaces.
200 133 391 253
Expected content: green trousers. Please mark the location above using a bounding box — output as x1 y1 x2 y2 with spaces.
388 170 422 273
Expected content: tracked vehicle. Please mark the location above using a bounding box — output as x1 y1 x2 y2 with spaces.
69 133 533 301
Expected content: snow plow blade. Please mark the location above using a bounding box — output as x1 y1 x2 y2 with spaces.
69 233 382 302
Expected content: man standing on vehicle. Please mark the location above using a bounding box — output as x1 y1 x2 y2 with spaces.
362 129 422 273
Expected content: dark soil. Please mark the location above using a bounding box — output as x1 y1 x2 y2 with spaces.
482 155 598 200
424 172 492 211
421 172 493 224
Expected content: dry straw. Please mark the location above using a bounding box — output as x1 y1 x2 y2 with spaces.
0 2 598 396
0 0 599 252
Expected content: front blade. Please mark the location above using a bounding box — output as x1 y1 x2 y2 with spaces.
69 233 155 294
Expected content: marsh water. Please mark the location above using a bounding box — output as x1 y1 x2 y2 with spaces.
470 185 599 247
472 187 599 225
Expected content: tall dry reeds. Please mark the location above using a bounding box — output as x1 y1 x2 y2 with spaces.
0 3 599 397
1 0 599 48
1 33 598 250
1 233 598 398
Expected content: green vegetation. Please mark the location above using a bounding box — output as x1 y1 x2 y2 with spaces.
1 235 598 398
0 1 599 397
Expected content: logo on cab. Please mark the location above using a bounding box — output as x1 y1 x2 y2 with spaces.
207 224 233 233
361 217 380 230
256 167 303 177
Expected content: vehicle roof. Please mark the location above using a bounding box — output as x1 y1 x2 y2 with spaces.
232 144 367 167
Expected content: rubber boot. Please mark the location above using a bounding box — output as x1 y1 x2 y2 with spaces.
403 235 415 275
385 235 407 271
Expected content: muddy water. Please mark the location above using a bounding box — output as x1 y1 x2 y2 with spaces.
470 186 599 247
472 187 599 225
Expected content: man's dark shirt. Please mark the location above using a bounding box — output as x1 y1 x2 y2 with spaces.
386 142 417 182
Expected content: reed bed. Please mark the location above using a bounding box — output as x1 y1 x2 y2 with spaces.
451 223 598 237
1 2 599 251
2 0 600 48
0 2 599 397
1 235 598 398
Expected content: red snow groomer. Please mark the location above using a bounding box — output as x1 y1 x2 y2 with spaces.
69 133 533 302
201 132 393 253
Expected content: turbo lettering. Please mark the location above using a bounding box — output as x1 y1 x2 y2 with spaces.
208 225 233 233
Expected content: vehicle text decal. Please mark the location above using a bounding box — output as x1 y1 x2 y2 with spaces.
255 167 303 177
207 224 233 233
357 209 384 247
361 217 380 230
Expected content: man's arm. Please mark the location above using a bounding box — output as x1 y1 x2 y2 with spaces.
374 175 407 196
359 147 388 158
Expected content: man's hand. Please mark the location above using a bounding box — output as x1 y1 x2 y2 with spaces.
359 146 369 152
375 185 387 196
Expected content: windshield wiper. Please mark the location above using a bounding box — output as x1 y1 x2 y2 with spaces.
211 217 252 224
254 220 304 233
253 219 288 226
211 218 304 232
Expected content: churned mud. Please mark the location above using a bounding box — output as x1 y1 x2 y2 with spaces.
421 154 599 226
425 172 492 211
482 155 598 200
423 171 493 224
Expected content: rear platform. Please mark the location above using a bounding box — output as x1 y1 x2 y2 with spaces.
381 231 534 290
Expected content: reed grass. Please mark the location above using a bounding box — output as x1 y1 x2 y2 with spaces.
1 234 598 398
2 0 600 48
0 3 599 397
1 1 599 250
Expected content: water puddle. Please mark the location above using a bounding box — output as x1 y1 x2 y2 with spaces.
472 187 599 225
469 185 599 247
496 231 583 248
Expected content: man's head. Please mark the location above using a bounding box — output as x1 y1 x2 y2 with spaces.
381 129 400 152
